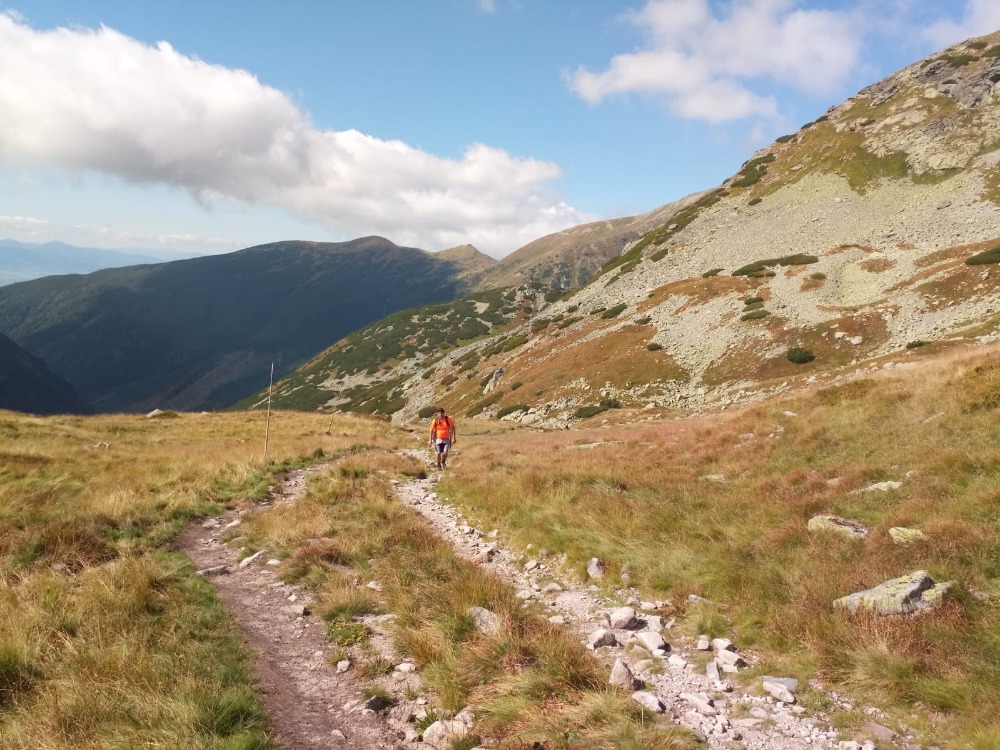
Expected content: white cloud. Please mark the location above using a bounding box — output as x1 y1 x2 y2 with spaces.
923 0 1000 48
0 14 588 256
478 0 497 14
568 0 862 122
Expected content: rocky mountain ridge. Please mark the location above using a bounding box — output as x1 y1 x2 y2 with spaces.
258 30 1000 425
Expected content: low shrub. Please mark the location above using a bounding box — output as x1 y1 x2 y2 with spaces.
748 197 763 206
600 398 621 409
531 319 550 333
421 368 435 380
744 296 764 305
907 340 928 349
776 134 795 143
417 405 439 419
574 404 607 419
601 304 628 319
441 374 457 387
743 300 764 311
810 272 827 280
966 246 1000 265
733 254 818 276
557 316 582 329
741 309 771 322
634 316 652 325
786 347 815 364
702 268 723 277
647 343 663 351
496 404 529 419
566 305 579 313
985 44 1000 58
510 382 523 391
589 307 607 315
943 53 980 67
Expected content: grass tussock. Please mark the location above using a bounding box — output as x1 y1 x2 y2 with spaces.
439 350 1000 745
0 408 407 749
239 449 699 749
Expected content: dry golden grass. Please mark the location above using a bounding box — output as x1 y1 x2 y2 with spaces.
440 348 1000 747
0 409 407 749
240 450 699 749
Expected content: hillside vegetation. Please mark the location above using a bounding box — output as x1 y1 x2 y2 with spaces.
439 347 1000 748
0 238 488 413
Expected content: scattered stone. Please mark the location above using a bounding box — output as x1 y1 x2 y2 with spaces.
524 559 539 572
587 628 618 648
285 603 310 617
587 558 606 579
362 694 391 712
238 550 269 569
540 582 563 595
468 606 501 635
336 659 351 673
201 518 219 529
266 559 281 566
762 677 797 703
834 570 954 615
706 660 721 682
716 649 746 669
867 723 897 742
224 518 241 529
548 615 566 625
330 729 347 742
807 515 870 540
631 691 665 713
701 474 728 483
609 606 639 629
856 480 902 493
454 707 475 726
476 546 496 563
422 719 470 750
681 692 717 716
196 564 230 577
668 654 688 668
712 638 734 652
366 580 383 591
610 658 643 690
395 662 417 674
646 615 664 633
850 336 864 346
889 527 927 544
696 635 711 651
635 631 667 652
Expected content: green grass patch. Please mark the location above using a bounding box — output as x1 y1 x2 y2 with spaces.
647 343 663 351
741 309 771 322
966 247 1000 266
702 268 723 278
601 304 628 319
733 254 818 276
786 347 815 364
496 404 529 419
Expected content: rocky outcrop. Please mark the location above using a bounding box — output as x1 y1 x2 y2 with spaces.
834 571 954 615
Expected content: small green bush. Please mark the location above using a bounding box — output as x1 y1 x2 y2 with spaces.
647 343 663 351
496 404 529 419
589 307 607 316
741 309 771 322
574 404 608 419
417 406 439 419
601 304 628 319
743 300 764 311
744 296 764 305
702 268 723 278
776 134 795 143
510 381 523 391
966 247 1000 265
600 398 621 409
566 305 579 313
748 197 763 206
531 319 550 333
635 316 652 325
810 272 827 280
786 347 815 364
943 53 979 68
984 44 1000 58
326 620 371 647
907 340 928 349
441 374 457 387
733 254 818 276
557 316 582 329
649 248 669 262
421 368 435 380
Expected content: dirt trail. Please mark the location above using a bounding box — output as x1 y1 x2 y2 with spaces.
176 464 403 750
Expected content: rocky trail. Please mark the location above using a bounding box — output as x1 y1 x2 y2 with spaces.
179 453 923 750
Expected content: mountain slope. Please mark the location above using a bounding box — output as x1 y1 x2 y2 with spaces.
0 237 481 412
267 30 1000 425
476 192 711 291
0 333 88 414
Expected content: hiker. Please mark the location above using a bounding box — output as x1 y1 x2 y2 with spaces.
428 407 456 469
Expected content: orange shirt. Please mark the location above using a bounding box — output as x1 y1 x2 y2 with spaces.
430 415 454 440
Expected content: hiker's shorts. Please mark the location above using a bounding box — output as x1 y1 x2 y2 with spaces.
434 439 451 454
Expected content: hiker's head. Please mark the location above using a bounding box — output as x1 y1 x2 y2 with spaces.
436 407 445 416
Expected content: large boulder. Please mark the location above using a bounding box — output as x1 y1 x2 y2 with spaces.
834 571 954 615
422 720 470 750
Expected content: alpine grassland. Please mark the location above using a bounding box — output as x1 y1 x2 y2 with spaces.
439 348 1000 749
237 449 697 750
0 409 403 749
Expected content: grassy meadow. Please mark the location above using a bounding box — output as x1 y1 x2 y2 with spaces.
440 347 1000 749
0 409 403 749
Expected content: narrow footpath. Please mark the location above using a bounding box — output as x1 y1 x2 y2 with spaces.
177 464 404 750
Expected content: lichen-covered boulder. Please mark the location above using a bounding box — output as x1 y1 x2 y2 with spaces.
888 527 927 544
807 515 869 539
834 571 954 615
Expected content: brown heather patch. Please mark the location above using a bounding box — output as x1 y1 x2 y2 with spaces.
859 257 896 273
800 277 825 292
915 261 1000 306
826 244 877 256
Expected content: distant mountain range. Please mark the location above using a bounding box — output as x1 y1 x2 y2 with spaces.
0 237 494 412
0 239 200 286
0 332 88 415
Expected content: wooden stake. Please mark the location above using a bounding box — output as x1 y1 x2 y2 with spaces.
263 362 274 462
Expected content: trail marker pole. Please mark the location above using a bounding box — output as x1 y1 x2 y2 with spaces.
263 362 274 462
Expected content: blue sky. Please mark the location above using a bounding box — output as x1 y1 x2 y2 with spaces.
0 1 997 257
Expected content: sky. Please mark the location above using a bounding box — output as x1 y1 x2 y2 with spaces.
0 1 998 258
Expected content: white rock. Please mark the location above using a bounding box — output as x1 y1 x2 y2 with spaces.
395 662 418 673
238 550 268 569
763 679 796 703
631 691 665 713
548 615 566 625
587 628 618 648
468 606 501 635
587 558 606 579
609 606 638 629
668 654 688 668
366 580 383 591
712 638 734 652
422 719 470 750
646 615 664 633
636 631 667 652
696 635 711 650
706 660 721 682
610 658 642 690
336 659 351 673
681 692 717 716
